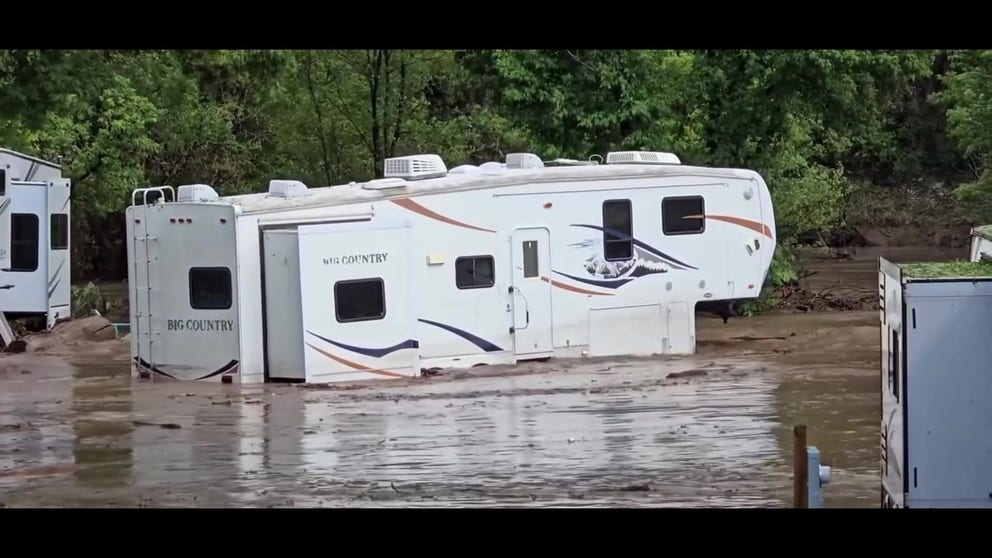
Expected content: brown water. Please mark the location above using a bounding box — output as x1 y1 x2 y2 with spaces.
0 246 961 508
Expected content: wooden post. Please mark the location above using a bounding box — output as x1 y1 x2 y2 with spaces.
794 425 808 508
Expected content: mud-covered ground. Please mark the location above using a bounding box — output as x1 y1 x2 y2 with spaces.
0 246 961 508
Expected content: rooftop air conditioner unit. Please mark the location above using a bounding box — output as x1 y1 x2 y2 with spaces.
606 151 681 165
383 154 448 181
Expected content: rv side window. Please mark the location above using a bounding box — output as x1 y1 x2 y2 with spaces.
9 213 39 272
602 199 633 260
522 241 539 278
662 196 705 235
455 256 495 289
335 278 385 323
189 267 232 310
0 169 6 196
50 213 69 250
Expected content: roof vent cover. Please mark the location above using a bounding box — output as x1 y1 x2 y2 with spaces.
448 164 480 174
268 179 309 199
177 184 220 202
362 178 408 190
505 153 545 169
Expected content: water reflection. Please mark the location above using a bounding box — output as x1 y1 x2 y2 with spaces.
773 365 880 508
71 370 133 495
220 361 790 507
0 357 131 506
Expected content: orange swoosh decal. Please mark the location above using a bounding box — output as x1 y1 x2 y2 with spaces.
305 342 407 379
702 214 773 239
391 198 497 233
540 276 613 296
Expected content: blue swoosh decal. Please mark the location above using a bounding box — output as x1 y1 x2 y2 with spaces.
570 224 698 270
306 331 419 358
417 318 504 352
134 356 239 381
552 270 633 289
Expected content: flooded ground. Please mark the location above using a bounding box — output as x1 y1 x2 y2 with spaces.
0 246 964 507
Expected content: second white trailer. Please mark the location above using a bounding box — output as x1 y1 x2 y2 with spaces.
0 148 72 333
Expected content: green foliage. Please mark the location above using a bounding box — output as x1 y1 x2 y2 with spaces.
685 50 941 238
735 247 802 316
473 50 704 159
933 50 992 222
70 282 105 319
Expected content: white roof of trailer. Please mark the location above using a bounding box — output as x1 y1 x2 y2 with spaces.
0 148 61 169
218 162 761 215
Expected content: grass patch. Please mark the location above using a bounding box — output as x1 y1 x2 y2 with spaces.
900 260 992 279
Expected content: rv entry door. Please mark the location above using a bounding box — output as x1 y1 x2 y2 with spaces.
510 227 553 359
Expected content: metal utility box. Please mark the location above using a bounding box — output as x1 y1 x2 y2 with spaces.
879 257 992 508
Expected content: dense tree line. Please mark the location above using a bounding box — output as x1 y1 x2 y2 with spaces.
0 49 986 283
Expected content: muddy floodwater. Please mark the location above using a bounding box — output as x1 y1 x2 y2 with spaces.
0 246 960 507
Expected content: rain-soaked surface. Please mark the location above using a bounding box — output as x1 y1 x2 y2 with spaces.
0 246 957 507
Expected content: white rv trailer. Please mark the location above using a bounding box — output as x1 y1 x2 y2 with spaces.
0 148 72 335
878 256 992 508
969 225 992 263
125 151 777 384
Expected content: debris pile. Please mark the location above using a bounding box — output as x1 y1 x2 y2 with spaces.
762 270 877 313
12 315 129 359
777 282 876 312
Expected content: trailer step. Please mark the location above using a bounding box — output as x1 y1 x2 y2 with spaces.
0 282 15 347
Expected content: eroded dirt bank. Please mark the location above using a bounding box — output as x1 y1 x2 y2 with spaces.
0 246 959 508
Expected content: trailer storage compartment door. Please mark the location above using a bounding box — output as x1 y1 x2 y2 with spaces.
297 220 417 383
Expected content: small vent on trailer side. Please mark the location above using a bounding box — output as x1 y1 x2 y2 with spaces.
606 151 681 165
177 184 220 202
268 180 309 199
383 154 448 180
